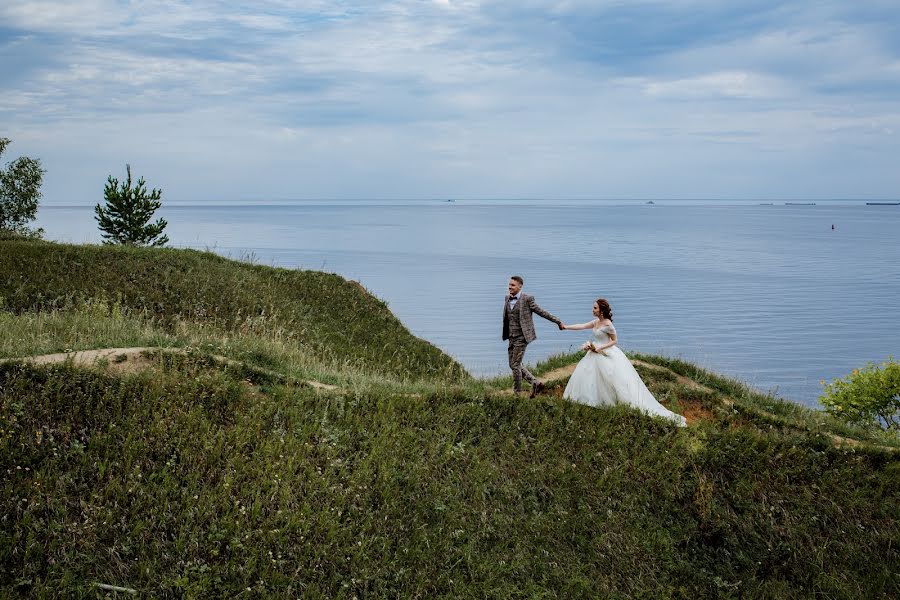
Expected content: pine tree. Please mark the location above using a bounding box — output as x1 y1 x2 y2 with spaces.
94 164 169 247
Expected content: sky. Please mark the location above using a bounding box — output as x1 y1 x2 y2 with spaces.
1 0 899 204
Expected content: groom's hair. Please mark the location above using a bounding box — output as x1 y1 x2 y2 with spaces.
510 275 524 285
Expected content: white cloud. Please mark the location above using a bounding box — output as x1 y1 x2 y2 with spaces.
643 71 788 99
1 0 124 33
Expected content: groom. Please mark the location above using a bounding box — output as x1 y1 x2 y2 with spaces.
502 275 564 397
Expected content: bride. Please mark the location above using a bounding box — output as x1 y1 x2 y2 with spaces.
561 298 686 427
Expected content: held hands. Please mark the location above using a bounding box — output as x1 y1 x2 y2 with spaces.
581 341 608 356
558 322 566 330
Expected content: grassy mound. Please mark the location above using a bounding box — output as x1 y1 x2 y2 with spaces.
2 240 899 597
2 358 898 597
0 240 465 382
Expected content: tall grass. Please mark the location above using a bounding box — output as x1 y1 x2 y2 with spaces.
0 240 467 382
0 305 457 395
631 352 900 448
2 361 898 598
0 300 174 357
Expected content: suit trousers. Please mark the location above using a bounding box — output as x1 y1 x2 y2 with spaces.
508 335 538 392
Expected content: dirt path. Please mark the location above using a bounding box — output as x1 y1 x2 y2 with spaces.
6 347 157 373
6 347 894 451
1 347 339 392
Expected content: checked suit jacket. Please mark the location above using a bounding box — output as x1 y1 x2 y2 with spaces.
502 293 561 343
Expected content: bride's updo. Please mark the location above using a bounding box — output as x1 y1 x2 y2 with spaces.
595 298 613 320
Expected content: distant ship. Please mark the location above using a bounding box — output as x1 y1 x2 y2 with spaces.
759 203 774 205
645 200 655 205
866 202 899 205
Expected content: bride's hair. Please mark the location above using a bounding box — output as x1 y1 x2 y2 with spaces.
595 298 613 320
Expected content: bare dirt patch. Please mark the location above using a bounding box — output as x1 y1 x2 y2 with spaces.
678 402 716 426
2 347 339 393
9 347 158 375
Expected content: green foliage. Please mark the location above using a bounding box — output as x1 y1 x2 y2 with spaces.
2 362 899 597
820 358 900 432
95 164 169 246
0 137 44 238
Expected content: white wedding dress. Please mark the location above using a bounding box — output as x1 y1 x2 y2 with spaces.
563 322 687 426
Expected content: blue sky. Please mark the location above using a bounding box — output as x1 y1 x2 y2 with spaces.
1 0 899 203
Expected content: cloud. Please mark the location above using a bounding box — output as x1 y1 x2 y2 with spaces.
643 71 788 99
0 0 898 202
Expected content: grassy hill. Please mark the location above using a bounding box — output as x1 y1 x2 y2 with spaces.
1 240 898 598
0 240 465 383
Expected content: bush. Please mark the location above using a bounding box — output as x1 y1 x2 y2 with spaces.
0 228 43 242
820 357 900 431
0 137 44 238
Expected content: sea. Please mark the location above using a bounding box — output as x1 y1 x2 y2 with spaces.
34 199 900 407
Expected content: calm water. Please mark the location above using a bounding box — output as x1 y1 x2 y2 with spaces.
35 201 900 407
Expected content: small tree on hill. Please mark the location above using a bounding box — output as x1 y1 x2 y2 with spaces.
820 357 900 432
0 137 45 238
95 164 169 247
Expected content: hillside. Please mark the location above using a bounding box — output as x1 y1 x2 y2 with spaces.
1 240 898 598
0 240 465 383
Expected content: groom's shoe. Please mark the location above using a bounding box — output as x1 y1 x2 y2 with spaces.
529 381 545 398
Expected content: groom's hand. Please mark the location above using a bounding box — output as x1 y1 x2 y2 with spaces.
558 322 566 330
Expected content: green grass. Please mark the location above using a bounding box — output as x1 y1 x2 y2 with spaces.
0 240 466 383
2 360 898 598
0 299 178 357
631 352 900 448
0 304 456 395
2 240 899 597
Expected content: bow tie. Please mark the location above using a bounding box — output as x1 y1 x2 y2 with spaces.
509 296 518 301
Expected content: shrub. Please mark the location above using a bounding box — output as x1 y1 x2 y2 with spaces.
0 137 44 238
820 357 900 431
